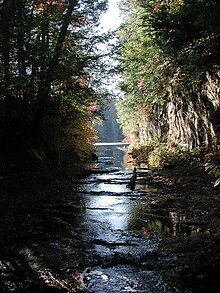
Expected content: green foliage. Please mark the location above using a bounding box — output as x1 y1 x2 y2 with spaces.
146 220 170 237
157 146 202 168
130 142 202 168
205 163 220 187
130 143 155 164
117 0 220 154
149 0 220 59
116 0 170 135
148 144 169 168
205 140 220 186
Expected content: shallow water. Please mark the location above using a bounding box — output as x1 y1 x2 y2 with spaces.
34 143 208 293
68 145 185 292
1 146 214 292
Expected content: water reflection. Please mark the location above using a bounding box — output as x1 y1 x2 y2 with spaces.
128 209 209 238
70 143 213 292
95 145 125 168
87 143 208 241
90 182 128 193
84 145 133 230
81 173 165 236
168 211 208 237
86 194 130 230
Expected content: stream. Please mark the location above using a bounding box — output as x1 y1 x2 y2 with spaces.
2 144 209 292
62 145 190 292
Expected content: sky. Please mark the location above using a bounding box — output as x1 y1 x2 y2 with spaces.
97 0 124 97
99 0 122 32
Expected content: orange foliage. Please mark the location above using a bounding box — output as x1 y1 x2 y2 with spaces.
34 0 64 13
78 78 85 87
64 119 97 160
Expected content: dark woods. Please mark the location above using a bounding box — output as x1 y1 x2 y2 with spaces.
0 0 108 174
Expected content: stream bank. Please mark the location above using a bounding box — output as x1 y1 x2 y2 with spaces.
148 164 220 292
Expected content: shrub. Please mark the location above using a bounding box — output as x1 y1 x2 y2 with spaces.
205 151 220 187
130 143 155 165
130 143 202 168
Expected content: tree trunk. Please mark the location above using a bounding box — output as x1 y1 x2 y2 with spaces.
32 0 78 140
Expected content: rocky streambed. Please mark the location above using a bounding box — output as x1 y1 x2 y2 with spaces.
0 149 219 292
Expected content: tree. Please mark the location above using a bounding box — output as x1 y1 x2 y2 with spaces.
0 0 108 170
117 0 220 151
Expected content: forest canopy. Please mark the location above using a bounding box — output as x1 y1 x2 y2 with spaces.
0 0 109 173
